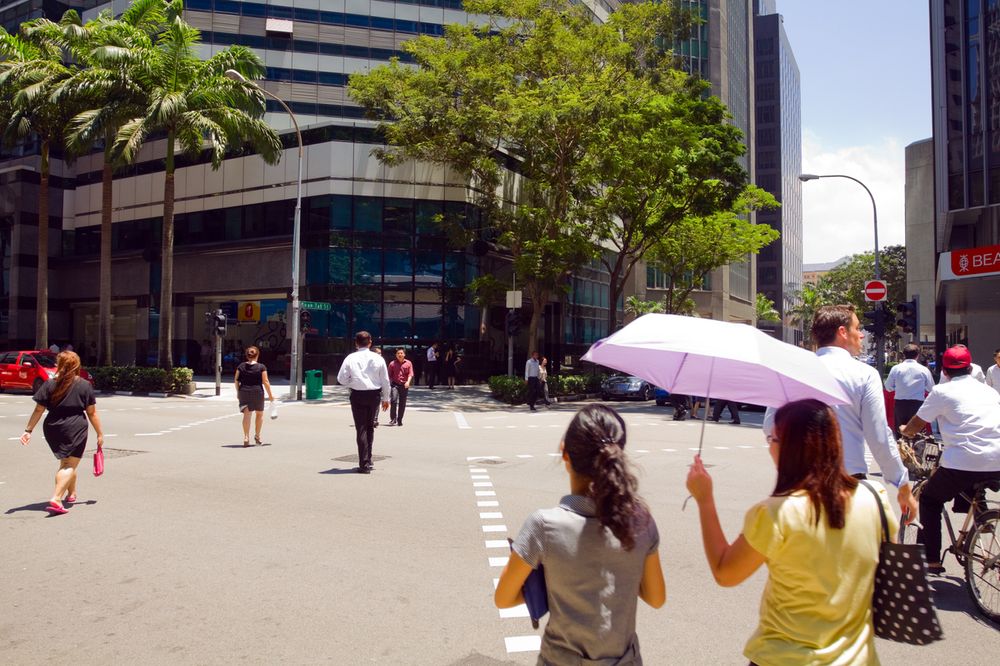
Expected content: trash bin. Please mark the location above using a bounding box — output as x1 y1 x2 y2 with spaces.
305 369 324 400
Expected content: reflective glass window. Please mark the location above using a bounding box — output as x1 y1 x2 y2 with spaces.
354 198 382 232
353 302 382 337
353 249 382 284
383 303 413 338
383 250 414 286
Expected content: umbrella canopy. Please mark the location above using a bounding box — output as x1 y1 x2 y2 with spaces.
581 313 850 409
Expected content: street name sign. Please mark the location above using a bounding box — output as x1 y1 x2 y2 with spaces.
863 280 888 302
300 300 332 311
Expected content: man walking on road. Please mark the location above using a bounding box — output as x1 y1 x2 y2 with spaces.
425 342 440 390
388 348 413 427
524 351 541 412
337 331 390 474
765 305 917 522
884 343 935 435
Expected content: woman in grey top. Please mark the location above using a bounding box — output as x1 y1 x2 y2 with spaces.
495 405 665 665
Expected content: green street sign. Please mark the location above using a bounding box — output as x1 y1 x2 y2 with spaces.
300 300 331 311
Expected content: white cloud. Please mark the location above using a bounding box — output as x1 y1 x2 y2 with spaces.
800 130 906 264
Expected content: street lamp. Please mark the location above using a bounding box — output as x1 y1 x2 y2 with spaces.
226 69 304 400
799 172 885 374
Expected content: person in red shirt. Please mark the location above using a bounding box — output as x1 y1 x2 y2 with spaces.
388 348 414 426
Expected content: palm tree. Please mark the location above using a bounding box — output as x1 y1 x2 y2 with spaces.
113 0 281 368
787 282 827 348
624 295 664 320
58 0 167 365
0 19 78 349
755 292 780 322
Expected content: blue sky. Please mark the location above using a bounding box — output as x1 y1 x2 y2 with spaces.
774 1 931 263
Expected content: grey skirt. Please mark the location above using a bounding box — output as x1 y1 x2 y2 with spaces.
238 386 265 413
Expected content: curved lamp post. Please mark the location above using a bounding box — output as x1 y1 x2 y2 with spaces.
799 173 884 374
226 69 304 400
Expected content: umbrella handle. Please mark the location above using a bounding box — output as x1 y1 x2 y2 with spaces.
697 356 715 457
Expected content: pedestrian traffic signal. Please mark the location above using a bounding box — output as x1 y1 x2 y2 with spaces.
506 310 521 337
300 308 312 330
862 308 886 337
213 310 227 337
896 298 918 335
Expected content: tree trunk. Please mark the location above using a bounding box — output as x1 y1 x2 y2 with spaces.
158 135 176 369
35 141 49 349
479 306 487 341
526 285 547 356
98 142 113 365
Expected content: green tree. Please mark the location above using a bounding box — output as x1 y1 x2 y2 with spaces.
645 189 779 315
0 18 78 349
786 282 828 348
112 0 281 368
350 0 649 352
818 245 906 311
467 274 507 340
54 0 167 364
755 292 780 322
624 296 664 319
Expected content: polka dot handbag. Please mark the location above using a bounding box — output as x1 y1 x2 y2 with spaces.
860 481 943 645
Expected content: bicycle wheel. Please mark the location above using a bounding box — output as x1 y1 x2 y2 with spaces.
964 509 1000 623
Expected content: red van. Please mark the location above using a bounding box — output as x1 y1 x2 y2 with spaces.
0 351 94 393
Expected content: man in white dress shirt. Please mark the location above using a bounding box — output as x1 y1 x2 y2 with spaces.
901 345 1000 573
337 331 390 474
764 306 917 521
884 343 935 436
986 348 1000 395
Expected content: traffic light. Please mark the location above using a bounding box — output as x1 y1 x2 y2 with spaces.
506 310 521 337
300 309 312 331
213 310 227 337
861 308 886 337
896 298 918 335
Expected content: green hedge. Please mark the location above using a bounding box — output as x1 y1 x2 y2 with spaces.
89 366 194 393
488 375 528 404
488 373 607 404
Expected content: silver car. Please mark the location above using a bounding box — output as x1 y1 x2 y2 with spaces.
600 374 654 401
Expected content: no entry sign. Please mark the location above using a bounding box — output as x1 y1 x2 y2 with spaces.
864 279 888 302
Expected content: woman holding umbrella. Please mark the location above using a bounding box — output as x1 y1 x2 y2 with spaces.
495 405 665 663
686 399 895 664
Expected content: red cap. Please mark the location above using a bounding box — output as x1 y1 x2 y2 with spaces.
942 345 972 370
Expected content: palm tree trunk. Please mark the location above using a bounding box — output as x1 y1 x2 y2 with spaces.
35 141 49 349
98 142 113 365
158 134 175 369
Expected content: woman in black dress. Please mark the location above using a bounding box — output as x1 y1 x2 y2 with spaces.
234 346 274 446
20 351 104 515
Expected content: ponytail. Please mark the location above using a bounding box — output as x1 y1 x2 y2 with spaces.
563 405 646 551
50 351 82 406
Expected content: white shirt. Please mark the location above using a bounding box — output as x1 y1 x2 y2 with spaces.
884 359 935 401
986 364 1000 395
426 346 438 362
337 348 390 401
916 375 1000 472
802 347 908 487
525 358 540 380
939 362 985 384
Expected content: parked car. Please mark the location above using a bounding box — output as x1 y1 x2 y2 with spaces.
0 350 93 393
600 374 654 401
654 387 671 406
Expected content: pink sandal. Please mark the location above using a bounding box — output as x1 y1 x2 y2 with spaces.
65 495 77 504
46 502 68 515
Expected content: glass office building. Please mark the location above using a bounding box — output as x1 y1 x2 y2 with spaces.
0 0 622 377
752 0 801 344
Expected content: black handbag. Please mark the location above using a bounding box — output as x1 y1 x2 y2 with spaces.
860 481 943 645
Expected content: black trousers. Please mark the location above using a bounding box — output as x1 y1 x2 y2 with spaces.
426 361 438 388
526 377 540 408
893 398 923 434
390 383 408 424
917 466 1000 563
712 399 741 423
350 389 381 470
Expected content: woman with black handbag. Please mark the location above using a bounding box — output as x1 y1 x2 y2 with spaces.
686 399 896 664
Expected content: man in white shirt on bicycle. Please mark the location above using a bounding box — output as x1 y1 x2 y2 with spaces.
884 343 935 436
901 345 1000 574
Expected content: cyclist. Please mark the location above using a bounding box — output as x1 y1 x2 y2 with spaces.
900 344 1000 574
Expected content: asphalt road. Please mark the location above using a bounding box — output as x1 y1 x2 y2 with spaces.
1 385 997 664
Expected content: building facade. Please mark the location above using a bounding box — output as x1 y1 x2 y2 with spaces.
634 0 758 324
929 0 1000 367
752 0 802 344
1 0 625 378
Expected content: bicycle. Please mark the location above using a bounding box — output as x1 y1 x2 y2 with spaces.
898 432 1000 623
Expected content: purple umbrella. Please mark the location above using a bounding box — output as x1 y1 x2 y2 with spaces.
581 314 850 453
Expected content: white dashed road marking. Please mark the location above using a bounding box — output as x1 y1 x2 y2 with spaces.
505 636 542 653
454 412 471 429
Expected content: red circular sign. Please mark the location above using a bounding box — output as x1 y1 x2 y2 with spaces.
864 280 888 301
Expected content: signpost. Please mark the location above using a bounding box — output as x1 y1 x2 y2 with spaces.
506 290 522 377
864 280 888 302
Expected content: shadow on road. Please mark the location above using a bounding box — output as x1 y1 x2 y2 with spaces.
220 443 272 448
319 467 363 475
5 499 97 515
930 575 1000 629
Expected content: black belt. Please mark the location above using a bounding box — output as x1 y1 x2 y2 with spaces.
351 388 381 394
